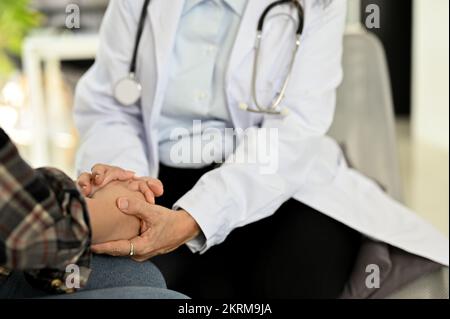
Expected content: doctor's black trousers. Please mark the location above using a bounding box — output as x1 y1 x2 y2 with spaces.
153 164 362 299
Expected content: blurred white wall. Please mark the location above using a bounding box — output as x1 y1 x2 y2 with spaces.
412 0 449 151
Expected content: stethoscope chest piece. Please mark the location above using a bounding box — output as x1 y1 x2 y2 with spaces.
114 73 142 106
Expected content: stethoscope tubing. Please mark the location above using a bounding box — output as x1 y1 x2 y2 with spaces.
130 0 151 74
117 0 305 115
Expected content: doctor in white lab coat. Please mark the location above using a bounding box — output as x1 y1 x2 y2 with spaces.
74 0 449 298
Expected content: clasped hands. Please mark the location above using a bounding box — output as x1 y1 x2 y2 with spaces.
78 164 200 261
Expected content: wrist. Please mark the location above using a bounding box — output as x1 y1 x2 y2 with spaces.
177 209 201 241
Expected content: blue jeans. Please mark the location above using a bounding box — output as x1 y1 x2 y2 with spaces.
0 255 188 299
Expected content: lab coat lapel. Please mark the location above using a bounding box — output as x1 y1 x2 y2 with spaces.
149 0 184 105
226 0 272 127
145 0 184 176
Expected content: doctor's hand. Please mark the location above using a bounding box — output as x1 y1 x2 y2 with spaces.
91 197 201 261
77 164 164 203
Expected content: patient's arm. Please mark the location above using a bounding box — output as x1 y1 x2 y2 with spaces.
85 180 145 245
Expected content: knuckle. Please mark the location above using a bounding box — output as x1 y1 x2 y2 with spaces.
110 166 121 173
78 172 90 181
91 164 105 173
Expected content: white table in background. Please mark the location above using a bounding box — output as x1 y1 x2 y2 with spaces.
22 32 99 167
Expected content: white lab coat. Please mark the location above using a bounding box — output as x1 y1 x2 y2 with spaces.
74 0 449 265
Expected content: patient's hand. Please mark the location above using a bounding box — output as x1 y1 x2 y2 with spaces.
77 164 164 203
86 180 147 245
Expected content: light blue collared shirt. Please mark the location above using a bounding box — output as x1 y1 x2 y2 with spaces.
158 0 248 168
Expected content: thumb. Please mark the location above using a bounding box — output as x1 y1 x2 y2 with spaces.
117 197 156 221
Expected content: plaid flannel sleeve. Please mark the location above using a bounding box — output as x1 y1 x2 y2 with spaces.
0 128 92 293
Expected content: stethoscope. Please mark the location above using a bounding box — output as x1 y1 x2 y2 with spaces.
114 0 304 116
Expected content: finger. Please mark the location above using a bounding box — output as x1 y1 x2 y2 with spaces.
77 173 93 196
92 165 135 187
91 239 132 256
91 164 108 185
130 236 152 258
133 177 164 197
132 254 156 263
146 180 164 197
117 197 157 221
138 181 155 204
132 245 178 262
101 169 135 187
140 220 149 233
126 181 153 203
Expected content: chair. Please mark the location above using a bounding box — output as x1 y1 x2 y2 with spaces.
329 30 402 201
328 30 449 299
